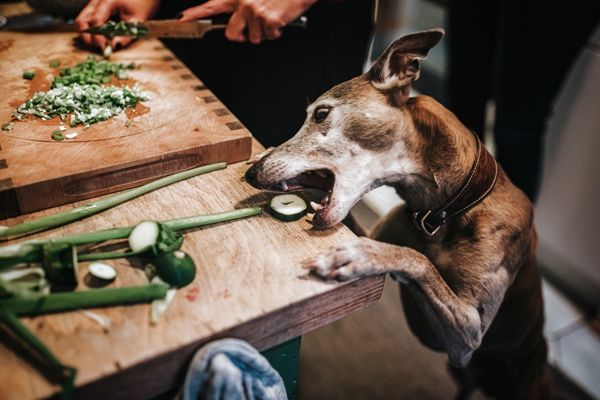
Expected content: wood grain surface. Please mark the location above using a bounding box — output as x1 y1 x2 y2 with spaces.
0 30 252 218
0 133 384 399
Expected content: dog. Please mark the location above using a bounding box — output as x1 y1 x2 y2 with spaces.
245 29 549 399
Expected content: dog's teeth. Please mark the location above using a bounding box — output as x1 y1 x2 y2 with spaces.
310 201 324 212
281 180 289 191
315 170 327 178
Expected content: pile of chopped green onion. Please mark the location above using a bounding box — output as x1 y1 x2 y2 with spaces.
15 83 147 127
11 56 147 129
52 56 134 87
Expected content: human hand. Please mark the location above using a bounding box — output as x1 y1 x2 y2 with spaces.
179 0 317 44
75 0 160 51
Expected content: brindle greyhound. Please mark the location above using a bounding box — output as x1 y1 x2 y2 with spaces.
245 29 549 399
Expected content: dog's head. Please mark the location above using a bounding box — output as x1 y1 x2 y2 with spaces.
245 29 445 228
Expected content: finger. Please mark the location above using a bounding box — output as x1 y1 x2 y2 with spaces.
247 14 264 44
78 21 94 46
75 3 98 45
92 34 108 51
225 9 247 42
111 36 133 51
179 0 235 21
264 25 282 41
86 0 117 50
262 14 284 41
92 0 116 24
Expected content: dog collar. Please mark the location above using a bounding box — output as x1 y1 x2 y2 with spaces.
411 133 498 236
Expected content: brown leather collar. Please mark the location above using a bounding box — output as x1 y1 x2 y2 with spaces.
411 133 498 236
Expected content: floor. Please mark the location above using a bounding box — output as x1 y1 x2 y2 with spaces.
296 276 597 400
296 276 472 400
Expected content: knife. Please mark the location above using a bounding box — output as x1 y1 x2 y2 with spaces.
84 15 308 39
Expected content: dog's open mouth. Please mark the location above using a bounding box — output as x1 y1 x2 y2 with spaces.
271 169 336 214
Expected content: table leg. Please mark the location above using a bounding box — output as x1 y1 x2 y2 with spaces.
262 336 302 400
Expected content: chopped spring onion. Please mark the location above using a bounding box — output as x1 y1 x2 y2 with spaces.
51 130 64 141
103 45 113 58
1 122 13 131
150 276 176 324
22 71 35 80
49 59 61 68
15 83 147 128
269 194 308 222
128 221 160 253
13 56 143 129
90 20 149 39
0 162 227 239
52 56 134 87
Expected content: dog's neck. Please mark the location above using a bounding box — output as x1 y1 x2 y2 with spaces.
391 97 478 213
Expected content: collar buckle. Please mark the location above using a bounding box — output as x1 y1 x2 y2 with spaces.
412 210 441 236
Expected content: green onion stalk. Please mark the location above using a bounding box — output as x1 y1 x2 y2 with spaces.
0 304 76 399
0 162 228 240
0 284 168 316
0 284 168 399
0 207 261 271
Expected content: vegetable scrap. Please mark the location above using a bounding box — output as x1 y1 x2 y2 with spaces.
49 59 61 68
12 56 146 130
1 122 13 131
22 71 35 80
51 130 65 141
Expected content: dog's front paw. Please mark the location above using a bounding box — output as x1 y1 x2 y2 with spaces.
302 238 378 281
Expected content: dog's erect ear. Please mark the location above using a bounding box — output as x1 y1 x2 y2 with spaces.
368 29 444 102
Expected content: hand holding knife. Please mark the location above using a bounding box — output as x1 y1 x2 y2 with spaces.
84 14 308 40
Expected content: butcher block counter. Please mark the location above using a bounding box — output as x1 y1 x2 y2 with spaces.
0 5 384 400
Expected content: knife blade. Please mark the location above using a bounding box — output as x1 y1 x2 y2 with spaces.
84 15 308 39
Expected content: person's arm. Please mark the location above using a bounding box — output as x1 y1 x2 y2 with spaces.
178 0 318 44
75 0 161 51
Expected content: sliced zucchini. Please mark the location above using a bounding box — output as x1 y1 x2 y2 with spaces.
269 194 307 222
88 262 116 282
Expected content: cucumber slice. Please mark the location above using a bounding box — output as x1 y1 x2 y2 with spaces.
154 251 196 288
88 262 116 281
269 194 307 222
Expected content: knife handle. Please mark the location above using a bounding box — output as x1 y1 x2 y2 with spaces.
206 14 308 29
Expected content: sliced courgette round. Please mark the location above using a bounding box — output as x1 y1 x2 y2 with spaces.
88 262 117 282
269 194 307 222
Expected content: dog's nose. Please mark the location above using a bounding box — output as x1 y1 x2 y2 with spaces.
244 164 259 187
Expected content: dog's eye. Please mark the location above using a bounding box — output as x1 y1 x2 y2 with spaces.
313 107 330 123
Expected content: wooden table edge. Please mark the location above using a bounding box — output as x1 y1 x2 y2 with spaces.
74 275 385 399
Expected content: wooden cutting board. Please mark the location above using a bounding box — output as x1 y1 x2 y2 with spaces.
0 32 253 218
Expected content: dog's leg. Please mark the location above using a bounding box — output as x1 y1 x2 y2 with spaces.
303 237 511 366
